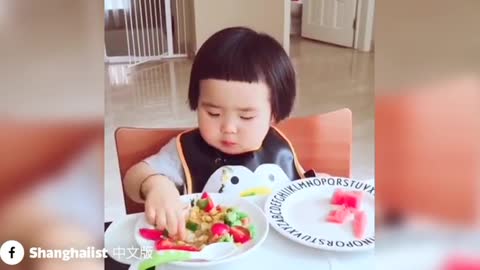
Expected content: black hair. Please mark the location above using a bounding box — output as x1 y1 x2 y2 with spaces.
188 27 296 122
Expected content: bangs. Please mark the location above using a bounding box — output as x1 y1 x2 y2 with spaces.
194 34 266 84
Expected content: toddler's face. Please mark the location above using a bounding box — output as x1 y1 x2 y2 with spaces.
197 79 272 155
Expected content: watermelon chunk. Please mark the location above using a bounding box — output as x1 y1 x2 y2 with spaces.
331 189 364 210
331 189 346 205
326 208 350 224
442 255 480 270
343 192 363 210
353 211 367 239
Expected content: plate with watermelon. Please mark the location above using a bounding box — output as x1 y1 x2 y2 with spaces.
264 177 374 252
133 192 269 267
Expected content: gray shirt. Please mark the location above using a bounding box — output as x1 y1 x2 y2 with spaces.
144 137 185 187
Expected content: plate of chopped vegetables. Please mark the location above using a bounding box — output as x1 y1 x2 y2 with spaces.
265 177 375 252
134 192 269 266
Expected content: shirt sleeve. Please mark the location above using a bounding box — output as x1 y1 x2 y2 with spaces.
143 137 185 188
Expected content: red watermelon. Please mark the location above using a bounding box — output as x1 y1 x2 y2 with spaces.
343 191 363 210
326 208 350 224
331 189 346 205
353 211 367 239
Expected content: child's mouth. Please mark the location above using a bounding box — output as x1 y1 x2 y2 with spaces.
221 140 237 147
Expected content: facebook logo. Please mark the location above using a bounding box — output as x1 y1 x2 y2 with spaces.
9 246 15 259
0 240 24 265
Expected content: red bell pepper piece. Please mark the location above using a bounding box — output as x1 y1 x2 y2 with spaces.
229 226 251 244
211 223 230 236
197 198 214 212
155 238 175 249
205 197 214 212
139 228 164 241
198 192 215 212
201 192 210 199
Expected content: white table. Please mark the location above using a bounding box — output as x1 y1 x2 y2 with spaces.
160 228 374 270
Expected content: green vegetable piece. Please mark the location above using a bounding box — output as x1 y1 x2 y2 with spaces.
231 220 242 227
196 199 208 210
219 234 234 243
248 225 257 239
226 211 238 223
237 211 248 219
186 221 199 232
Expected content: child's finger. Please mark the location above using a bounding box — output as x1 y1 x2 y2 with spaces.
166 209 178 236
176 210 186 240
155 209 167 231
182 205 190 219
145 205 156 226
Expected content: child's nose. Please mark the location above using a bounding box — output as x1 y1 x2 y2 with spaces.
221 120 237 134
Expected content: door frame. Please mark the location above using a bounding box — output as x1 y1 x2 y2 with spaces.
353 0 375 52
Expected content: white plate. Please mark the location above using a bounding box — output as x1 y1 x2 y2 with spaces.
105 213 144 265
132 192 269 267
264 177 375 252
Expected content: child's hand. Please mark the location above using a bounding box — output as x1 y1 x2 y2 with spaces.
142 175 187 240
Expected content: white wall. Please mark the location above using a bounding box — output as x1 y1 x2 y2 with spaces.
191 0 290 54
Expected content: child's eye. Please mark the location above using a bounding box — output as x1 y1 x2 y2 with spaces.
207 112 220 117
240 116 255 120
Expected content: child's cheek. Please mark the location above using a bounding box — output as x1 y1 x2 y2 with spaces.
199 114 218 134
205 119 217 131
